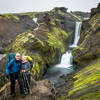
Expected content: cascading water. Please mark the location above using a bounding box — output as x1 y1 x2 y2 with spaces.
33 18 40 30
43 22 82 83
70 22 82 48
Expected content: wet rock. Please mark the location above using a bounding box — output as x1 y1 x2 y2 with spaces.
0 47 5 54
0 54 8 73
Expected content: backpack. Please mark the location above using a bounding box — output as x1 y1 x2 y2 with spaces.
8 53 15 62
26 56 34 70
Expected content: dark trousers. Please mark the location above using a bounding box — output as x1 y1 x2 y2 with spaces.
22 73 30 92
9 72 24 95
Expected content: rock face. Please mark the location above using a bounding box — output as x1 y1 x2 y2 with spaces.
73 3 100 67
0 79 56 100
91 3 100 17
57 2 100 100
0 54 8 90
0 13 37 50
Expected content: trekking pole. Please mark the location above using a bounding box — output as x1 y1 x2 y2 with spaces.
23 73 32 95
22 73 28 93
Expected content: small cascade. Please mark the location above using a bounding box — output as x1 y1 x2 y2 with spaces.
33 18 40 30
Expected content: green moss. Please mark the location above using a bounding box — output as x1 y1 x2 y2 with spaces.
70 12 82 21
58 10 65 16
13 15 20 20
50 21 56 26
1 14 20 20
46 27 66 53
30 13 35 18
47 33 62 47
68 59 100 99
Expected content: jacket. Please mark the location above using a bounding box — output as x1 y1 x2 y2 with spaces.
21 61 31 74
6 59 22 75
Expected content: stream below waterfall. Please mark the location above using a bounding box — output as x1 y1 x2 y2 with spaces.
43 22 82 84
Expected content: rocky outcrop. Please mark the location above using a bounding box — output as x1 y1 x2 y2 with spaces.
91 3 100 17
72 11 90 20
0 54 7 73
0 79 56 100
0 13 38 50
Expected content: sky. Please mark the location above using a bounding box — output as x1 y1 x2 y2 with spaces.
0 0 99 14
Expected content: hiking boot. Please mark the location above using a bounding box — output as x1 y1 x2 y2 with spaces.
21 94 25 98
11 93 16 97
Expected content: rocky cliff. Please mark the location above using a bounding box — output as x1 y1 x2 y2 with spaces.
57 2 100 100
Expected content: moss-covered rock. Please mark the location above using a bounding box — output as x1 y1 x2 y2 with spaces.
58 58 100 100
72 12 100 67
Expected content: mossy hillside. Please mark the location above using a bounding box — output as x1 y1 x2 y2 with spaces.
72 13 100 66
58 59 100 100
0 14 20 20
46 26 68 53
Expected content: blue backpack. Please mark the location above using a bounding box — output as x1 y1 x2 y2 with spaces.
8 53 15 62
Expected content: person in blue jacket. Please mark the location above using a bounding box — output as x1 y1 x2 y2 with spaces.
21 56 31 94
6 53 24 97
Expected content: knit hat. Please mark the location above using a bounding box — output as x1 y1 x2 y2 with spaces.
16 53 20 57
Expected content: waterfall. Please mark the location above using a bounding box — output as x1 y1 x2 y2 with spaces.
57 22 82 68
43 21 82 83
60 22 82 66
70 22 82 48
61 51 72 66
33 18 40 30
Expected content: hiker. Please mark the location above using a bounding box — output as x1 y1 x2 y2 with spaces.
21 56 31 94
6 53 25 97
